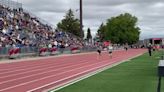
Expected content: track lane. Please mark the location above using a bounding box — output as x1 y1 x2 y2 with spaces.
0 49 146 92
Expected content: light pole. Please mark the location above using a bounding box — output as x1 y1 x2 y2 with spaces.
80 0 83 37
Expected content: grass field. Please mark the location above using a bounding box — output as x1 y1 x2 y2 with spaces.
51 51 164 92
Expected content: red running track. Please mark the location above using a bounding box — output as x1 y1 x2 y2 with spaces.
0 49 146 92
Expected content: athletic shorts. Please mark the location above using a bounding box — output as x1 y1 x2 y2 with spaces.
97 50 101 53
109 51 112 54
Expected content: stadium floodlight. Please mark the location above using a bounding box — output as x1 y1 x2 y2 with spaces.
80 0 83 35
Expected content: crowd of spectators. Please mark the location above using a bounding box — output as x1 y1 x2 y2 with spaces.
0 5 84 50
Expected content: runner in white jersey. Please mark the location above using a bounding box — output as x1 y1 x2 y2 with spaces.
108 45 113 58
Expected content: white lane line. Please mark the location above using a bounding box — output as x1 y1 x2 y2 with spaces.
0 51 96 69
0 57 63 70
0 62 61 75
0 63 54 74
0 56 87 75
0 50 145 92
0 62 54 71
0 52 129 92
0 52 95 74
0 56 78 73
0 59 88 79
0 59 111 92
0 49 123 71
0 51 98 64
0 60 90 85
27 61 117 92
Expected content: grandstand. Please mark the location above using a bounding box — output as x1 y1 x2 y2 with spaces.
0 0 96 59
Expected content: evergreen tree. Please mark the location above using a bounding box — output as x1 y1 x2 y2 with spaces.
57 9 84 38
86 28 92 41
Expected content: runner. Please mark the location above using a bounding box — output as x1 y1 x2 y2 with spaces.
124 44 128 51
97 45 102 56
108 45 113 58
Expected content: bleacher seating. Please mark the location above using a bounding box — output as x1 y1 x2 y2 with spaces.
0 1 96 59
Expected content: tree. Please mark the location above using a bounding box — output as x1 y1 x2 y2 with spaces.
100 13 140 44
86 28 92 41
57 9 84 38
97 23 106 42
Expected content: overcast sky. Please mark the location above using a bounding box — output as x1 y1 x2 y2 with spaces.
13 0 164 39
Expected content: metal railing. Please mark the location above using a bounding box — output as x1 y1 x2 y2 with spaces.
0 46 97 59
0 46 37 55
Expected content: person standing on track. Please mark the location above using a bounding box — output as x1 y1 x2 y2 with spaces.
108 44 113 58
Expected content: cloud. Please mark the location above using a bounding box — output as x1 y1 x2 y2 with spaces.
12 0 164 39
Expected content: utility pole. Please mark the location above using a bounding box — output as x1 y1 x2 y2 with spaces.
80 0 83 37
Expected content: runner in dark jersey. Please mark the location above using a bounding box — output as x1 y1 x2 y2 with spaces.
148 44 152 56
97 46 102 56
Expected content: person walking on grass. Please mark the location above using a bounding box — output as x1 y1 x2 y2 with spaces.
148 43 152 56
108 45 113 58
